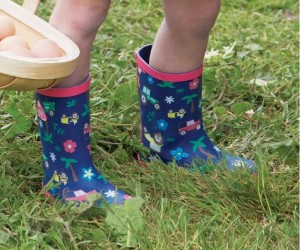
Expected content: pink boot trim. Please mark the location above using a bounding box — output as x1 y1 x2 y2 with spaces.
36 74 91 98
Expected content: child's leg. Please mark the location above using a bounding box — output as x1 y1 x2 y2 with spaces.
36 0 130 205
150 0 221 73
49 0 111 87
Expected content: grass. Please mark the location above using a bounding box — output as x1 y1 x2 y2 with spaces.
0 0 299 249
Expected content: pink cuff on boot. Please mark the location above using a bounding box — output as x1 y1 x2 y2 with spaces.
136 47 203 82
36 74 91 97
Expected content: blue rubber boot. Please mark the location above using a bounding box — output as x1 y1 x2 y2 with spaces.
136 45 256 172
36 76 131 206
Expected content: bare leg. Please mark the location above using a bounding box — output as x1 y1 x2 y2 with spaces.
49 0 111 87
150 0 221 73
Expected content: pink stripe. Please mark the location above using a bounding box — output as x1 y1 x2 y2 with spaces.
36 74 91 97
136 51 203 82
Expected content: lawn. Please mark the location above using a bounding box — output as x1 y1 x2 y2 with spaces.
0 0 298 249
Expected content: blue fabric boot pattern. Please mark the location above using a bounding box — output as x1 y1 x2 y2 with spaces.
137 45 256 172
36 78 130 205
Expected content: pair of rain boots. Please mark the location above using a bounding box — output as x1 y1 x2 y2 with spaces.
36 45 255 206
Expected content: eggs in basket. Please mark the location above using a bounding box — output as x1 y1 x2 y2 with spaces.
0 15 62 58
0 0 80 90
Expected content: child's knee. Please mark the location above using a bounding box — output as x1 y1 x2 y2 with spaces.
164 0 221 37
51 0 111 36
68 0 111 31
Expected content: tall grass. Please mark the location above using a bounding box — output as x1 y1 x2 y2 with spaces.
0 0 298 249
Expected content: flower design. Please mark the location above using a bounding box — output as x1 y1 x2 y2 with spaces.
105 190 117 198
157 119 168 131
189 78 199 90
165 96 175 104
170 147 189 161
147 75 154 84
63 139 77 153
50 152 56 162
82 167 95 181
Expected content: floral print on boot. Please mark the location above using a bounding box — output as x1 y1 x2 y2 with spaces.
36 76 131 206
136 45 256 172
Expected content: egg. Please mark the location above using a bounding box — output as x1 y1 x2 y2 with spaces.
0 35 30 50
31 39 62 58
0 15 16 40
4 45 34 57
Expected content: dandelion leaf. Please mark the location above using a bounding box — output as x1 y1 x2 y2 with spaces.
105 197 144 247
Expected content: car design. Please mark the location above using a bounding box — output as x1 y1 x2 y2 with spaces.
179 119 201 135
167 108 186 119
141 86 160 110
42 101 55 116
61 113 79 125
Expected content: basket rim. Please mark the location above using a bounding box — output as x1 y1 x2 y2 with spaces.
0 0 80 79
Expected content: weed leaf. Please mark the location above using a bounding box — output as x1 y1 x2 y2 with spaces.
105 197 144 247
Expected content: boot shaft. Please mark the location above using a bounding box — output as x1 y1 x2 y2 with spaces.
136 45 256 172
136 45 207 158
36 76 93 177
